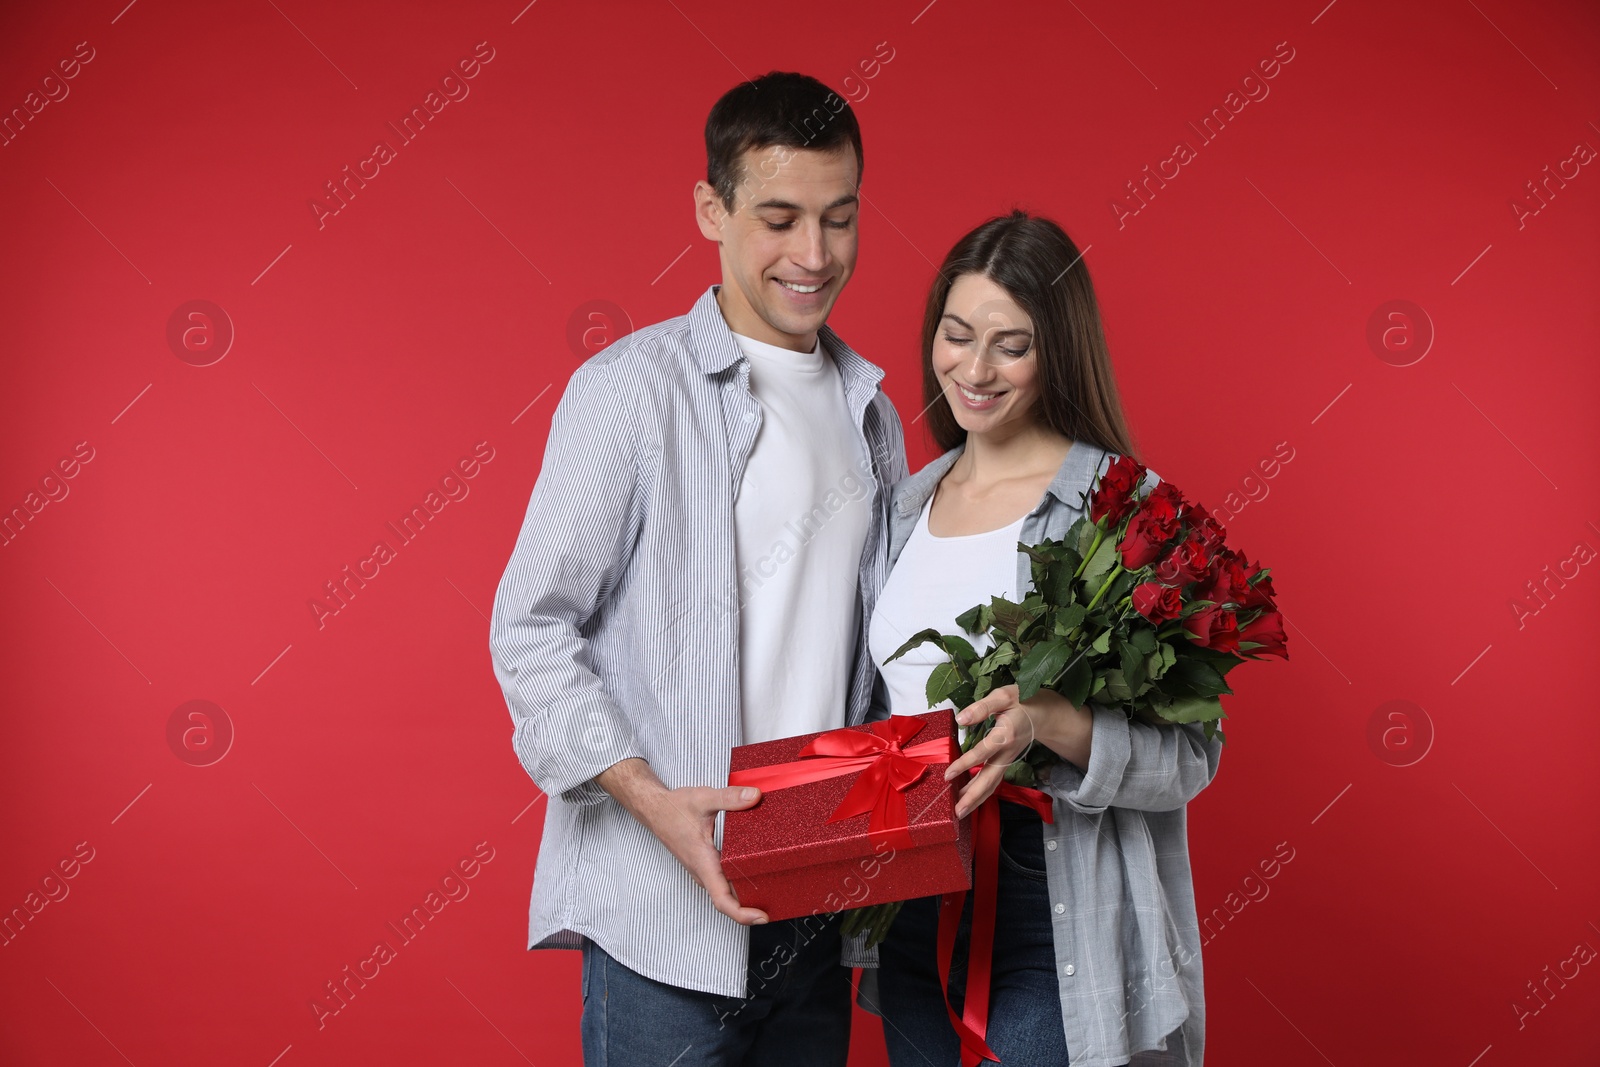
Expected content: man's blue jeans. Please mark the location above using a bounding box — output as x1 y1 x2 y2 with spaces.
876 800 1079 1067
579 911 851 1066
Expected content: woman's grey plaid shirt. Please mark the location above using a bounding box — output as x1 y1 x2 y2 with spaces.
859 441 1223 1067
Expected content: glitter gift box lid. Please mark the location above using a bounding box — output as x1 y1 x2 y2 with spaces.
720 709 973 920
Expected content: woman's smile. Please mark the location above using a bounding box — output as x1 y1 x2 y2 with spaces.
953 382 1007 409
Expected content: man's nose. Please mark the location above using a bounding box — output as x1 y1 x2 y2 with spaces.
790 221 831 273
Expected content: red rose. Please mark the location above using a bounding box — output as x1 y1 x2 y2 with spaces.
1118 492 1180 570
1236 557 1277 609
1183 603 1240 653
1223 554 1256 602
1132 581 1183 622
1238 610 1288 658
1195 548 1251 606
1147 480 1187 514
1089 455 1145 526
1194 569 1228 607
1185 503 1227 554
1154 535 1212 586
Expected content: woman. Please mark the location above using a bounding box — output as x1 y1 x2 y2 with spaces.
865 211 1221 1066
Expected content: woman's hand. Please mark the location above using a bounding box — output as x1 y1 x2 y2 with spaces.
943 685 1093 818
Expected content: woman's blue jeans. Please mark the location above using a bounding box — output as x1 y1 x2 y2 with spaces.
876 799 1073 1066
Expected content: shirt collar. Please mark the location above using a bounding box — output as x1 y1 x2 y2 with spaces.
686 284 885 391
893 438 1111 519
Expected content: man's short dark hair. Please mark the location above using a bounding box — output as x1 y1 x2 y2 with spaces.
705 72 864 211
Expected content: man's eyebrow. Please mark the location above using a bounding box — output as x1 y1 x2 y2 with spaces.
940 313 1032 337
751 194 860 212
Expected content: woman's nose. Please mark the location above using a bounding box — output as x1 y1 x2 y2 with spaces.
963 348 997 379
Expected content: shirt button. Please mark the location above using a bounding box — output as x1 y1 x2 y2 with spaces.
742 412 756 423
1046 840 1058 851
1054 903 1065 915
1064 964 1076 976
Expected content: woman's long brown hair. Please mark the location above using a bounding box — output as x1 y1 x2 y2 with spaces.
921 210 1138 460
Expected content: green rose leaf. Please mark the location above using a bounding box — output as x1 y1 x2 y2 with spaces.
1155 694 1225 724
1167 655 1231 698
1106 568 1139 605
1017 639 1068 703
1057 653 1093 706
1120 641 1147 693
1021 542 1064 565
1046 553 1080 604
1080 532 1119 589
886 627 946 664
990 597 1032 640
1073 519 1099 559
1183 642 1244 677
939 633 980 669
1055 602 1087 634
1144 648 1169 681
975 643 1018 676
1016 637 1073 701
1003 759 1037 787
925 662 963 707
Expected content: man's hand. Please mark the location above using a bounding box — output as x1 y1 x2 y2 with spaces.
596 758 769 925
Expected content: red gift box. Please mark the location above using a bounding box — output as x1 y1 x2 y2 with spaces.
719 709 974 922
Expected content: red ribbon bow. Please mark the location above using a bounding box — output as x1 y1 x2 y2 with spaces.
727 717 953 849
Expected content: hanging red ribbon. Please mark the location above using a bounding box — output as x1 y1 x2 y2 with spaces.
936 777 1056 1066
728 717 954 849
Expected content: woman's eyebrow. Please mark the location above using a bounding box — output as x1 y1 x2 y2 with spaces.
940 313 1032 338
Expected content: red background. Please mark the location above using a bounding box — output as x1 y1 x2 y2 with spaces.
3 0 1597 1064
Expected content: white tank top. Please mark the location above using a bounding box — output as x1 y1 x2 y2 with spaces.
867 492 1026 722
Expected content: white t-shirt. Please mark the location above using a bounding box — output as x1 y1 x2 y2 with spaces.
868 492 1026 723
733 331 873 744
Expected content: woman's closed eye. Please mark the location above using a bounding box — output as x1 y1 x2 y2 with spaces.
945 333 1029 359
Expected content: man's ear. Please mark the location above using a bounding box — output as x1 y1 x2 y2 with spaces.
694 180 727 242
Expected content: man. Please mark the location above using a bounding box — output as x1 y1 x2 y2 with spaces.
489 71 908 1065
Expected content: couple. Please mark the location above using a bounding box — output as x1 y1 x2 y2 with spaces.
489 71 1221 1067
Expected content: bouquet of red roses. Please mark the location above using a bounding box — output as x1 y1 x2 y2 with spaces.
841 455 1289 950
887 453 1287 777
